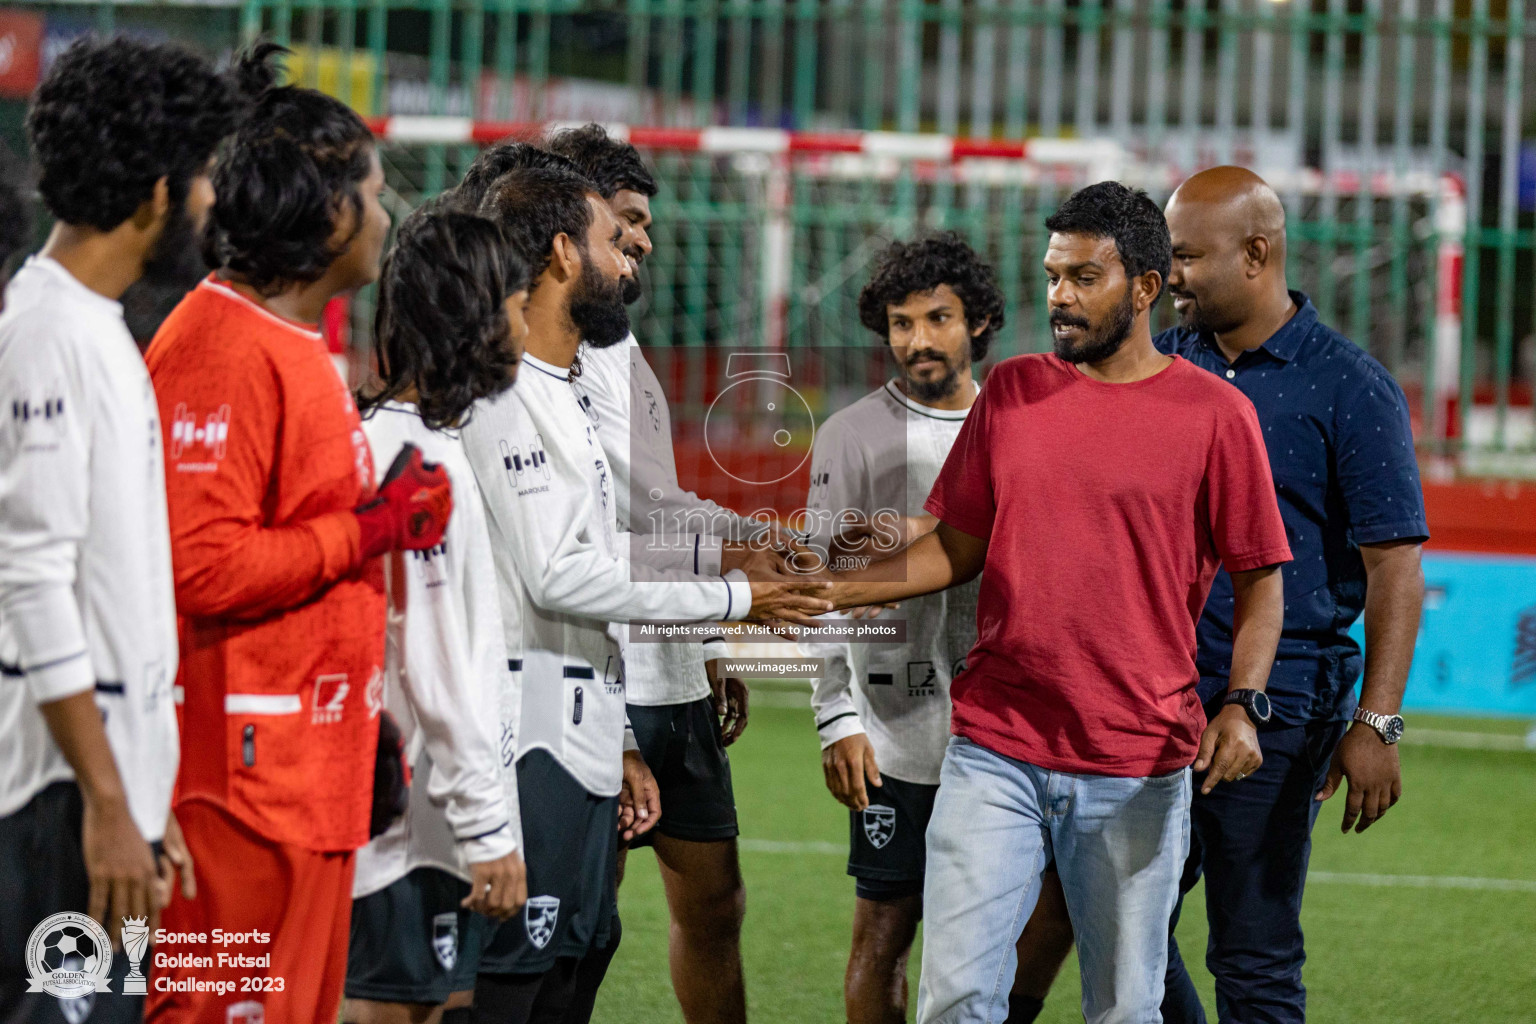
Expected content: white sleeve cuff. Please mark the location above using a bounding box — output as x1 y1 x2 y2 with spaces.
1 583 95 704
720 570 753 622
701 636 730 663
460 822 519 864
623 724 640 753
26 651 96 705
816 713 866 749
696 535 724 576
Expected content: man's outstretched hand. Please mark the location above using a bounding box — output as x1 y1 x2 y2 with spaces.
744 579 832 626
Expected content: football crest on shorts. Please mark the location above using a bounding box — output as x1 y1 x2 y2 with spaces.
58 996 93 1024
525 896 560 950
432 912 458 970
863 805 897 849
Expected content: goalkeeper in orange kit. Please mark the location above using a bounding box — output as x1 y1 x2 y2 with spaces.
144 46 451 1024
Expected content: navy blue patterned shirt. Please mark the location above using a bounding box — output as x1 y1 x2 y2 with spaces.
1155 292 1429 724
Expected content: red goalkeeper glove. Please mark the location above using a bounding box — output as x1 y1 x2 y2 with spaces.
355 443 453 560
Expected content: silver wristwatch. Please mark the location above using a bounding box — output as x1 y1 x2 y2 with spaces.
1353 707 1405 745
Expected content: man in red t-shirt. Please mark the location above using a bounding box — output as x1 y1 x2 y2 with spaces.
824 182 1290 1024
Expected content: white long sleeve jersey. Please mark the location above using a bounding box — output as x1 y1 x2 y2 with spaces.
460 352 753 797
353 405 520 898
0 257 180 840
803 380 980 786
572 336 762 705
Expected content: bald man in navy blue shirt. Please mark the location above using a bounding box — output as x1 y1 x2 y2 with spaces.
1147 167 1428 1024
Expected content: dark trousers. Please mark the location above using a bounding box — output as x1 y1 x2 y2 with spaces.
1162 716 1347 1024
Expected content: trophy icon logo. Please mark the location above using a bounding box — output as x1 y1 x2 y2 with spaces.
121 916 149 995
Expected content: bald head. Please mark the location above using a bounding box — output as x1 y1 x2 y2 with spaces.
1168 166 1286 254
1165 166 1291 338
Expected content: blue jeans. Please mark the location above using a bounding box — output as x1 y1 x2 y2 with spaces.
917 736 1192 1024
1162 717 1347 1024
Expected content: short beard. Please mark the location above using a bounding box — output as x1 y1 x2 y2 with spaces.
621 247 644 306
141 198 207 287
1052 286 1135 364
569 252 631 348
902 350 964 403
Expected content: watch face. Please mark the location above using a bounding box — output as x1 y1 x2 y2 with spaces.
1382 715 1405 744
1252 691 1272 722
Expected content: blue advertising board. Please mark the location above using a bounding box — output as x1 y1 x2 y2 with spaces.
1350 553 1536 717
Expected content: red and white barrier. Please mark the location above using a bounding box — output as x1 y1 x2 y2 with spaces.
365 117 1125 168
367 117 1466 390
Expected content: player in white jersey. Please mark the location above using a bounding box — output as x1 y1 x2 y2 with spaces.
805 235 1072 1024
346 210 534 1024
0 38 241 1024
463 161 831 1024
549 124 784 1024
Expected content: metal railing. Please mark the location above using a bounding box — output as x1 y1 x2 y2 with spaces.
8 0 1531 465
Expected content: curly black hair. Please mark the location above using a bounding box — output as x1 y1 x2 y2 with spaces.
1044 181 1172 307
453 141 582 212
360 209 531 429
203 43 376 294
26 36 241 231
475 164 597 282
544 124 657 200
856 232 1006 362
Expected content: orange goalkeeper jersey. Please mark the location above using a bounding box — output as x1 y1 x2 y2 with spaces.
147 277 386 852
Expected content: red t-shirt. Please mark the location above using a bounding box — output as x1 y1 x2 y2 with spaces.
926 353 1291 777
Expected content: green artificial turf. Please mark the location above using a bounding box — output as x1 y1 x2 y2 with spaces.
595 691 1536 1023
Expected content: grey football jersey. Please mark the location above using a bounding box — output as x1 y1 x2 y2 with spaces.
804 380 980 785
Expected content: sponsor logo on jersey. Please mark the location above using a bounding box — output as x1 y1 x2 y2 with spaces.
499 720 517 767
10 381 67 451
643 388 661 434
501 435 551 495
525 896 560 949
862 805 897 849
169 403 232 464
907 660 938 697
411 541 448 588
432 912 459 970
364 667 384 719
352 428 372 489
312 673 350 724
951 657 968 679
595 459 610 514
226 1000 265 1024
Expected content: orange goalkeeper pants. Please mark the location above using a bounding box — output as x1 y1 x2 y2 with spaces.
145 798 354 1024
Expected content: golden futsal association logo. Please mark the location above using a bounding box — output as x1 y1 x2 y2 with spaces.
24 912 113 999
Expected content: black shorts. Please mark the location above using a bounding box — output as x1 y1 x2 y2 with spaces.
0 781 148 1024
478 751 618 977
847 775 938 902
346 867 484 1004
625 697 739 847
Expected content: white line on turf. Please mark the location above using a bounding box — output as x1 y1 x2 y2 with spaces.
737 840 1536 893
